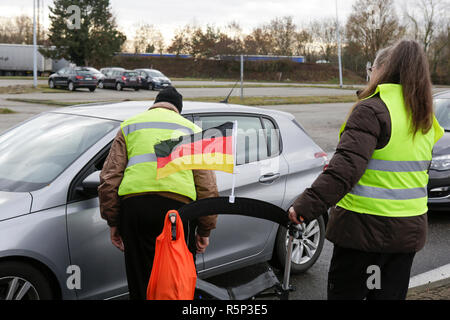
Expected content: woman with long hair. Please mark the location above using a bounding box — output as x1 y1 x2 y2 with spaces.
289 40 444 300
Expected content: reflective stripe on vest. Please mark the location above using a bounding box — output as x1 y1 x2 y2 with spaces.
336 84 444 218
122 122 194 137
118 108 201 200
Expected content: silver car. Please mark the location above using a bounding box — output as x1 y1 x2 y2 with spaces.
0 101 328 300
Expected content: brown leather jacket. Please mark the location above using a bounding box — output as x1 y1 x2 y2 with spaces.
293 94 428 253
98 102 218 237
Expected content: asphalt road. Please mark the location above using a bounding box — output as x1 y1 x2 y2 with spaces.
0 80 449 300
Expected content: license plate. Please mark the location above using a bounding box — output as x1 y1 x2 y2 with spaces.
163 83 168 87
85 77 92 80
130 77 136 81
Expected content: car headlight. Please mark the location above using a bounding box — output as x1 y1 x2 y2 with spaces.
430 155 450 171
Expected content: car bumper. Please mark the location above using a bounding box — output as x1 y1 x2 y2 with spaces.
123 81 140 88
427 169 450 211
73 80 98 87
153 82 171 89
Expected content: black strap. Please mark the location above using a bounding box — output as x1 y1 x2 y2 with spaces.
178 197 290 228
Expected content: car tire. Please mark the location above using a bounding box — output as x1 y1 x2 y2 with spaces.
150 83 155 91
89 87 96 92
273 215 325 274
98 81 104 89
115 83 122 91
134 87 140 91
68 82 75 92
48 79 55 89
0 261 55 300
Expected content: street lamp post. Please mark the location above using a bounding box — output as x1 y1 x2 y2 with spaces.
336 0 344 88
33 0 38 88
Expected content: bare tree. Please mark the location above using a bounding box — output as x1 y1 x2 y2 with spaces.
404 0 449 52
310 19 338 62
167 24 194 55
346 0 405 62
0 15 45 45
266 16 297 56
133 23 165 54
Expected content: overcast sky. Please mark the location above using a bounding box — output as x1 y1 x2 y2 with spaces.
1 0 359 40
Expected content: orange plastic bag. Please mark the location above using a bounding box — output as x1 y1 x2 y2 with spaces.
146 210 197 300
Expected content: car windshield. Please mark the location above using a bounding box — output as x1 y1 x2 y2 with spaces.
0 113 118 192
435 98 450 131
149 70 164 77
75 68 95 75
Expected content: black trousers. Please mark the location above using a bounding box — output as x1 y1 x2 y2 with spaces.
327 245 416 300
119 194 196 300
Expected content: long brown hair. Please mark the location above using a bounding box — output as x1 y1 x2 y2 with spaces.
358 40 434 135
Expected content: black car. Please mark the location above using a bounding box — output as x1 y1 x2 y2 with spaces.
83 67 105 87
48 67 98 92
98 67 124 89
135 69 172 90
102 69 141 91
428 91 450 211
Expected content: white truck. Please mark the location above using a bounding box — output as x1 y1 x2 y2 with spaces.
0 44 69 76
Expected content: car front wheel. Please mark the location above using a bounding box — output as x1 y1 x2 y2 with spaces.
0 261 55 300
274 215 325 274
48 79 55 89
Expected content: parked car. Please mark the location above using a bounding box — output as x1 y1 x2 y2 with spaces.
428 91 450 211
0 101 328 300
48 67 98 92
82 67 105 87
98 67 124 89
135 68 172 90
102 69 141 91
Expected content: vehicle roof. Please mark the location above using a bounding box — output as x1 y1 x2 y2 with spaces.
434 90 450 99
52 100 295 122
135 68 161 71
101 67 125 70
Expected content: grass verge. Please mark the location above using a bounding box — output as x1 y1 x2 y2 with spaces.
0 108 17 114
184 95 357 106
5 98 103 107
0 84 68 95
7 95 357 107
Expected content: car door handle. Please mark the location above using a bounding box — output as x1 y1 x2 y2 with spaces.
259 173 281 184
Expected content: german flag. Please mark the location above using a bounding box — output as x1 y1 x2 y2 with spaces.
154 122 235 180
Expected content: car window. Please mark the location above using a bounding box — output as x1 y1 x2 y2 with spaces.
149 70 164 77
262 118 281 157
196 115 269 165
435 98 450 131
124 72 138 77
0 113 118 192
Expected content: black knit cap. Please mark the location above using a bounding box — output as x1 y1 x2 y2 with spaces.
154 86 183 113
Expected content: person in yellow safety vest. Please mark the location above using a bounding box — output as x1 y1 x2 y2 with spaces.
289 40 444 300
98 87 219 300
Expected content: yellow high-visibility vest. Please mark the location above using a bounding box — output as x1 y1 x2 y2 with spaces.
337 84 444 217
118 108 201 200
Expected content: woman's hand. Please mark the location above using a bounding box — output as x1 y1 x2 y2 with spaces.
110 226 124 252
195 235 209 254
288 207 305 225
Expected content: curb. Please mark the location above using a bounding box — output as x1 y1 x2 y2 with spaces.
408 264 450 294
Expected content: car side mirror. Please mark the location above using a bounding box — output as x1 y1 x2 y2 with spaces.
80 171 101 196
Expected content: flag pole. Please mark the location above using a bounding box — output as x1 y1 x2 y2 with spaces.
229 121 238 203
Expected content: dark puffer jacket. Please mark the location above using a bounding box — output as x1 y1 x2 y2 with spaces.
293 94 428 253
